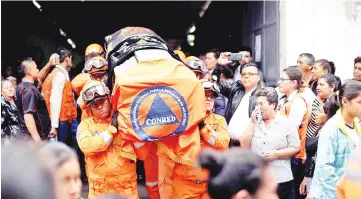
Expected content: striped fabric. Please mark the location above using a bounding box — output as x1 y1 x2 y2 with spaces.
306 99 321 139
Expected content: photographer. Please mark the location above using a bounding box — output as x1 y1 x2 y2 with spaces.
212 57 262 146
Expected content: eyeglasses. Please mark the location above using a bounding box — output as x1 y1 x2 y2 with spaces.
241 72 259 77
279 78 293 82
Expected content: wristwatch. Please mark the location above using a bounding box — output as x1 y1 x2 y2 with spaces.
107 126 118 134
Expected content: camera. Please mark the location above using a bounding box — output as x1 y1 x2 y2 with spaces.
228 53 243 61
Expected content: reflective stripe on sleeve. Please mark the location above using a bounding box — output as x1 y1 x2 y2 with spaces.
145 181 158 187
133 142 145 148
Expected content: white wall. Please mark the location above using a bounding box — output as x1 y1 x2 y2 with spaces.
279 0 361 81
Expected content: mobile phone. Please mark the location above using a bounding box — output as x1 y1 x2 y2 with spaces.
255 106 262 123
228 53 243 61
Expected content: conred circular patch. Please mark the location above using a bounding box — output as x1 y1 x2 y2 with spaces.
130 86 188 142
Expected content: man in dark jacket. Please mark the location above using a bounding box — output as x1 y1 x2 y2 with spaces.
215 60 261 147
213 65 233 117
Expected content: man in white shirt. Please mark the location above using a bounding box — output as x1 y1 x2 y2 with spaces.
42 47 77 147
216 62 261 146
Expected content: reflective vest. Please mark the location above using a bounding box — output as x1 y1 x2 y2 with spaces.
42 67 77 122
279 93 310 159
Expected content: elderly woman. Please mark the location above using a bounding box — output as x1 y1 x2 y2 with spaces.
240 87 300 199
1 80 20 145
6 76 17 88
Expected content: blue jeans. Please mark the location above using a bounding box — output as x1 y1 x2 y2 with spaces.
58 121 73 148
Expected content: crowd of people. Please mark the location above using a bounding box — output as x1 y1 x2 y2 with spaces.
1 26 361 199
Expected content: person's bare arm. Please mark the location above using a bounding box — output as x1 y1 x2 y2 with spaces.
240 109 258 148
239 121 256 148
276 147 300 159
24 113 41 142
37 54 58 82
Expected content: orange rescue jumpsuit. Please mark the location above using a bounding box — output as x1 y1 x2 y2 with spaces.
72 73 90 96
77 115 139 199
110 58 207 199
143 143 160 199
165 112 230 199
75 79 97 122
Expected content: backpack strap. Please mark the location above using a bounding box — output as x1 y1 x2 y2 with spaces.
285 92 307 116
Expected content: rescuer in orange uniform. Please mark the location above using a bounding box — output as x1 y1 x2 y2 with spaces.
76 81 139 199
76 56 109 121
104 27 207 199
72 43 106 96
185 56 206 80
170 80 230 199
85 43 106 61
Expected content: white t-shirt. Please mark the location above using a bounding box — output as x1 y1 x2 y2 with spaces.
347 126 361 150
228 88 256 139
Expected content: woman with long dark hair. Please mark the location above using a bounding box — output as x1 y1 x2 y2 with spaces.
309 80 361 199
278 66 310 198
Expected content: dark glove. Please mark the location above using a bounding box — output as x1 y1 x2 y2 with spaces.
198 120 206 130
111 111 119 129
